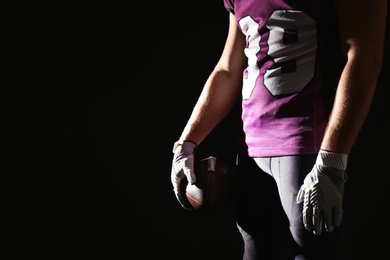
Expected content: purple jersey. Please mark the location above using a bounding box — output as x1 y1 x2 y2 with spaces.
224 0 344 157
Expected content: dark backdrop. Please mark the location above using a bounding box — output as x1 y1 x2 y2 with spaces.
2 1 389 259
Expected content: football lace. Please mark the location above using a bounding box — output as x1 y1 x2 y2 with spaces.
208 157 217 171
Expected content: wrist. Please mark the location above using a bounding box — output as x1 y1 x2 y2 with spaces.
316 149 348 170
172 140 197 153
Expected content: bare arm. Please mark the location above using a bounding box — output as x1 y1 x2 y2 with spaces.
178 13 247 145
321 0 387 153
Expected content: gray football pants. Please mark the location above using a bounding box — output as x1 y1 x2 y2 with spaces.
234 154 349 260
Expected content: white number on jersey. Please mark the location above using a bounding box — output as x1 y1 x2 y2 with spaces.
239 10 318 99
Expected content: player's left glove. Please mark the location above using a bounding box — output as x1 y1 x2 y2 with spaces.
171 140 197 210
296 150 348 235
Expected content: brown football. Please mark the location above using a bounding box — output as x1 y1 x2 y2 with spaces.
186 156 235 213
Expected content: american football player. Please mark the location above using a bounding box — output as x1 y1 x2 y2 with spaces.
171 0 387 259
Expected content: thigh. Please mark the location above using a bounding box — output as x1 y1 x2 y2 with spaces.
254 155 316 244
235 154 292 259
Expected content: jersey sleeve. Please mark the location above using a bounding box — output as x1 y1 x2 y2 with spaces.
223 0 234 13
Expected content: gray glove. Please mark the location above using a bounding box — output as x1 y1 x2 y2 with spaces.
296 150 348 235
171 140 197 210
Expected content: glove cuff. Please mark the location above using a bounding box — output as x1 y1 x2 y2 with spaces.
172 140 197 153
316 149 348 170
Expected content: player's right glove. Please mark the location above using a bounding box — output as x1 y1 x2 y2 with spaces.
171 140 197 210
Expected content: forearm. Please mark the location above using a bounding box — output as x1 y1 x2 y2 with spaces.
179 69 242 145
321 51 384 153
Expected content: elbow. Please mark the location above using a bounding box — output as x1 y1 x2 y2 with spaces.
345 44 384 77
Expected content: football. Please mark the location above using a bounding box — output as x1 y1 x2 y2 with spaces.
186 156 235 213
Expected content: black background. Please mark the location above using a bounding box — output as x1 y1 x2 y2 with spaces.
2 1 389 259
